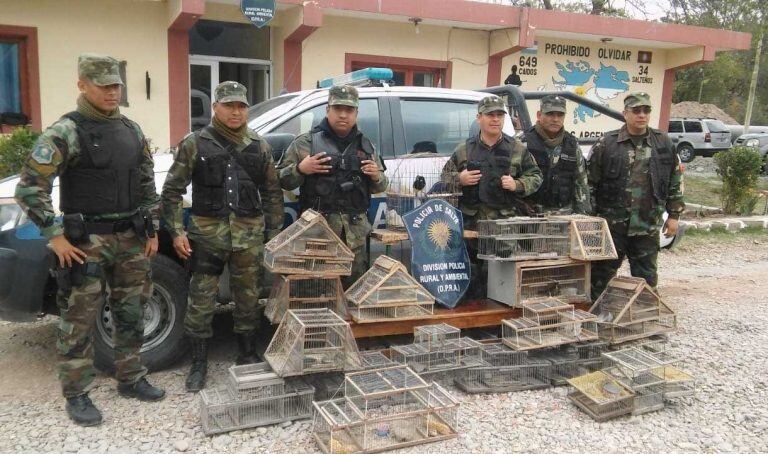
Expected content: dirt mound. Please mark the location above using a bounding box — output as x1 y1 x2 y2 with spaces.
671 101 738 124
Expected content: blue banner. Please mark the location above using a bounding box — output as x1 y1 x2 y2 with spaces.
241 0 275 28
402 199 470 308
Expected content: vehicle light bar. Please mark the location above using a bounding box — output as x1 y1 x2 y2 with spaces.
318 67 394 88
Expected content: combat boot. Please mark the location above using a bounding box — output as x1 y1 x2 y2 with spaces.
65 394 103 427
118 377 166 402
186 338 208 392
235 332 261 365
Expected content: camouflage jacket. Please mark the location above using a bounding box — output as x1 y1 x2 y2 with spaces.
440 134 543 221
14 116 159 239
161 127 283 251
587 126 685 236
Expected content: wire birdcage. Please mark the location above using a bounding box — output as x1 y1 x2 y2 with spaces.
487 258 591 307
567 371 635 422
602 347 670 389
265 275 346 324
345 256 435 323
631 384 666 415
552 215 618 261
390 338 483 374
477 217 571 261
385 154 461 230
359 351 396 370
413 323 461 350
589 276 677 343
533 344 607 386
199 379 314 435
655 366 695 398
265 309 363 377
502 300 598 351
264 209 354 275
227 362 285 400
454 343 550 393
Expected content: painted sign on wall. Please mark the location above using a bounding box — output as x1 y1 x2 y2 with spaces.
241 0 275 28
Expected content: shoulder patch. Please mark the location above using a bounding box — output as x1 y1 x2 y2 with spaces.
31 142 55 164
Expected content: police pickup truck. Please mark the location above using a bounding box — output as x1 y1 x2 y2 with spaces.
0 70 680 371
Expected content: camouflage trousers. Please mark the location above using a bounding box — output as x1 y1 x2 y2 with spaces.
590 230 659 301
324 213 370 288
185 243 264 338
56 230 150 398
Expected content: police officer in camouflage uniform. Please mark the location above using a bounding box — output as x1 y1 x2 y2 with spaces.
587 92 685 301
14 54 165 426
278 85 388 287
441 95 543 298
523 95 591 214
161 81 283 392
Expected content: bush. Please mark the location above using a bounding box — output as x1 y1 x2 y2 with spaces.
713 146 763 215
0 127 40 178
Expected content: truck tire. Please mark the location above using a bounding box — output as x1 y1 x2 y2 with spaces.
677 144 695 163
94 255 189 373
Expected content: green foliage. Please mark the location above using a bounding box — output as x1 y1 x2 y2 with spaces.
713 146 763 214
0 128 39 179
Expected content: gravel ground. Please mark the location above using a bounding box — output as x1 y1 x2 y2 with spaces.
1 232 767 454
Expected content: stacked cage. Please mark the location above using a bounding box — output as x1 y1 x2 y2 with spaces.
477 217 572 261
552 214 619 261
199 363 314 435
390 323 483 379
566 371 635 422
345 256 435 323
359 351 396 370
589 276 677 343
501 298 599 351
265 308 363 377
385 154 461 230
454 341 551 393
263 209 353 322
531 341 608 386
313 365 460 453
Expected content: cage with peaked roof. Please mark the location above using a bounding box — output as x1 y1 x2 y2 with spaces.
265 275 346 324
264 209 354 275
487 258 591 307
549 214 618 261
345 256 435 322
589 276 677 343
502 299 599 351
477 217 571 261
567 371 635 422
265 309 362 377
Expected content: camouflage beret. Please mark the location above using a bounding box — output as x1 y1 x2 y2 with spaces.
624 92 652 108
78 53 123 86
328 85 359 107
215 81 249 106
541 95 566 114
478 95 506 114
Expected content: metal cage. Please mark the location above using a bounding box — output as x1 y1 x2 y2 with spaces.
359 351 396 370
455 343 550 393
390 338 483 374
477 217 571 261
345 256 435 323
532 345 606 386
488 258 591 307
264 209 354 275
265 309 363 377
413 323 461 350
554 215 618 261
567 371 634 422
502 300 599 351
227 362 285 400
265 275 346 324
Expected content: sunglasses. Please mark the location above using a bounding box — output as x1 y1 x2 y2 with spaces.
630 106 652 114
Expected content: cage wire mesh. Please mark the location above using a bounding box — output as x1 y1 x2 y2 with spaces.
487 258 591 307
385 154 461 230
477 217 571 261
359 351 396 370
553 215 618 261
264 209 354 275
454 342 551 393
390 338 483 375
265 275 346 324
227 362 285 400
265 309 363 377
345 256 435 323
413 323 461 350
567 371 635 422
501 299 598 351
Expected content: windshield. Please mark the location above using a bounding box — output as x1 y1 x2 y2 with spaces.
704 120 729 133
248 95 298 122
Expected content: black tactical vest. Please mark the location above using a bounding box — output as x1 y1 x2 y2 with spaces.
596 128 676 210
59 112 143 215
462 135 519 210
523 127 579 209
190 126 265 218
299 130 373 215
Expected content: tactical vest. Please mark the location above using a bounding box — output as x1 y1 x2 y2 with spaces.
59 112 143 215
462 135 518 210
595 129 676 211
523 127 579 209
299 131 373 215
190 126 265 218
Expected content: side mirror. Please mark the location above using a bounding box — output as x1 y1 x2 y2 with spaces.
263 133 297 163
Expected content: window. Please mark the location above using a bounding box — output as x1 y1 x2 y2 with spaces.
668 121 683 133
352 63 443 87
683 121 703 133
704 120 728 133
0 42 21 114
272 99 380 149
118 60 128 107
399 100 478 156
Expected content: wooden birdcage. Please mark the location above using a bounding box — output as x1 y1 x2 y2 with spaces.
589 276 677 343
487 258 591 307
532 343 607 386
477 217 571 261
502 298 599 351
413 323 461 350
265 274 346 324
549 214 618 261
345 256 435 323
264 209 354 275
567 371 635 422
265 309 363 377
454 342 550 393
604 345 695 400
390 338 483 375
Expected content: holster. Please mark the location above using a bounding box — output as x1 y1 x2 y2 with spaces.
186 242 225 276
62 213 89 246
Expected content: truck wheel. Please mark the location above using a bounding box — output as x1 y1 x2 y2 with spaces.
677 144 695 163
94 255 189 373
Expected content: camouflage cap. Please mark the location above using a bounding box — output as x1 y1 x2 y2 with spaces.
78 53 123 86
328 85 359 107
540 94 566 114
624 92 652 108
215 81 249 106
478 95 506 114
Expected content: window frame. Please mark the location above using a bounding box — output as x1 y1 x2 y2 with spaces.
683 121 703 133
0 25 40 132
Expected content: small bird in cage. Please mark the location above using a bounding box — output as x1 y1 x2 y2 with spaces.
413 175 427 198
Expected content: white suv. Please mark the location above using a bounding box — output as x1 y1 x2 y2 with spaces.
668 117 732 163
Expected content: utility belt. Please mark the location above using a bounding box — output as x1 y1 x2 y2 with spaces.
62 209 156 246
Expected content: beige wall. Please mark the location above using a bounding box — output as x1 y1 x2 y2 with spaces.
1 0 172 149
